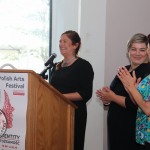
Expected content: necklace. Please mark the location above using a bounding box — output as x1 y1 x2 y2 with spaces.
129 66 133 72
62 56 76 67
129 66 136 72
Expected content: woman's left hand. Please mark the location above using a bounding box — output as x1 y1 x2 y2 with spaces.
117 66 141 91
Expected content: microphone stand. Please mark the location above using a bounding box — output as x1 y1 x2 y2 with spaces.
40 63 54 80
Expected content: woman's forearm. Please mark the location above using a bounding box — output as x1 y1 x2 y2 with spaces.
129 87 150 116
63 92 82 101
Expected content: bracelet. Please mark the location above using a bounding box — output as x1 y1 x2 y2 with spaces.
103 103 110 106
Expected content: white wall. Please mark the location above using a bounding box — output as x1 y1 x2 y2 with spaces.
52 0 150 150
80 0 106 150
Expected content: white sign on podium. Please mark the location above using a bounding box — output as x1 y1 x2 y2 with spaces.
0 73 28 150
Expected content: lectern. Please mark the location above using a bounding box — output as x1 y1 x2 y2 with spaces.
0 69 76 150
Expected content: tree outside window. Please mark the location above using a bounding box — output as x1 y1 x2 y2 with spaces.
0 0 50 73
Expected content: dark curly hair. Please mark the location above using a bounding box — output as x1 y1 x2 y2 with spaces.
148 34 150 45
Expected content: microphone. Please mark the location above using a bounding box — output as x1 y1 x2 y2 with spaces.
44 53 57 66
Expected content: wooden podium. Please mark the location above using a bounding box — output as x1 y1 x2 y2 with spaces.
0 69 76 150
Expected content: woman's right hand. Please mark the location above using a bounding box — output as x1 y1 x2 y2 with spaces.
96 86 116 104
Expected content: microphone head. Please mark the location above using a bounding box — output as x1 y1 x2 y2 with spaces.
44 53 57 66
52 53 57 58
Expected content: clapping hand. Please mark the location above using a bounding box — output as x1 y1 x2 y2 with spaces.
117 66 141 91
96 86 115 105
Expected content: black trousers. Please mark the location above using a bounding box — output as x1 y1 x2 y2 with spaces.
74 105 87 150
136 142 150 150
145 142 150 150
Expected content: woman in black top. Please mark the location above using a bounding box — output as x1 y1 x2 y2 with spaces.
96 33 150 150
50 30 94 150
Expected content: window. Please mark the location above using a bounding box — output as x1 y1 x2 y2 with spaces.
0 0 50 73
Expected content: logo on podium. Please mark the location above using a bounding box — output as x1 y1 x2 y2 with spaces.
0 109 7 137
